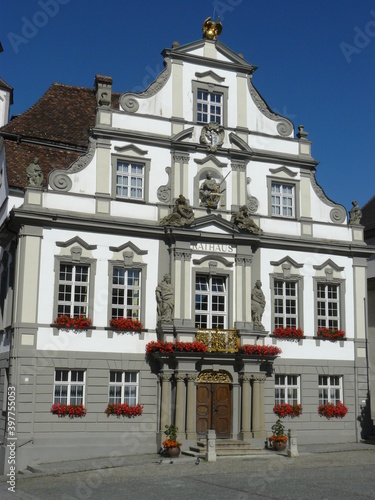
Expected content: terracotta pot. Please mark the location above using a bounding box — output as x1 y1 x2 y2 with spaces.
167 446 181 458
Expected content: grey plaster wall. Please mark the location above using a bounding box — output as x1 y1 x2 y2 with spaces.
264 359 359 445
8 349 158 470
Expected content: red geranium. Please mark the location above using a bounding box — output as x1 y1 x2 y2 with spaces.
105 403 144 417
273 327 304 339
54 315 92 331
145 340 208 354
51 403 87 418
273 403 302 418
317 328 345 340
110 317 143 332
240 345 282 356
318 401 348 419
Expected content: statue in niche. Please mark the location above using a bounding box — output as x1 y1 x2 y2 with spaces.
159 194 195 227
199 171 221 209
251 280 265 330
156 273 174 323
231 205 263 234
26 157 44 187
349 200 362 225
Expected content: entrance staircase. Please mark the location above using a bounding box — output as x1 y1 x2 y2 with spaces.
182 439 265 458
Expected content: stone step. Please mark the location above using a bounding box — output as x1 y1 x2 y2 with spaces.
183 439 265 458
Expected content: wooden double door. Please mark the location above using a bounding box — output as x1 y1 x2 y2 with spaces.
196 383 231 438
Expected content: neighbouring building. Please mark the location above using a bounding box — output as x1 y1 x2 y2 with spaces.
0 21 373 471
362 197 375 433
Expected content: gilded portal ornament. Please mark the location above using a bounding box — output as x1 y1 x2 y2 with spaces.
202 17 223 40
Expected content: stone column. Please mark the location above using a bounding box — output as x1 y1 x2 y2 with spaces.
252 375 266 438
160 373 172 433
240 375 252 439
175 374 186 440
186 374 197 440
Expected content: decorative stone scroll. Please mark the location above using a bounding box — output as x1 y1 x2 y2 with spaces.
119 59 172 113
49 138 96 191
157 167 171 203
309 171 347 224
247 77 293 137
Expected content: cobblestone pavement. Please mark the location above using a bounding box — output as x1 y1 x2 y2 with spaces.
1 443 375 499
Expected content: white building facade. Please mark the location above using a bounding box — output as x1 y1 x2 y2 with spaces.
0 34 372 471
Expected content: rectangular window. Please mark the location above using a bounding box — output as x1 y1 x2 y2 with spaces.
54 369 85 405
58 263 89 317
274 280 298 328
111 268 141 320
271 182 294 218
275 375 300 404
116 160 144 200
108 371 138 405
195 275 227 328
197 90 223 125
317 283 340 329
318 375 342 405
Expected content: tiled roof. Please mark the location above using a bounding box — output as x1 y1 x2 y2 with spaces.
1 82 120 189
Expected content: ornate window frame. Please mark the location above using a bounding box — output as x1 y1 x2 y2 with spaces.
192 262 233 329
313 277 346 333
270 271 304 332
53 255 97 320
267 175 300 220
111 154 151 203
107 260 147 327
192 81 228 127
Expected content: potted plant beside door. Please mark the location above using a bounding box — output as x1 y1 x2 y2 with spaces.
162 424 182 458
269 419 288 452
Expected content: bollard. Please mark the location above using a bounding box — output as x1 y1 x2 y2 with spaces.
287 429 298 457
206 429 217 462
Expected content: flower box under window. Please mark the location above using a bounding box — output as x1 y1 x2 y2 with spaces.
110 317 143 332
273 403 302 418
54 315 92 331
50 403 87 418
105 403 144 418
318 401 348 418
317 328 345 341
273 327 304 340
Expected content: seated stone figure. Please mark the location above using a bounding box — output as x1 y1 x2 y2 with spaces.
159 194 195 227
231 205 263 234
199 171 221 209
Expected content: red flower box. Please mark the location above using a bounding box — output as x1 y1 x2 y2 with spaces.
145 340 208 354
50 403 87 418
110 317 143 332
54 315 92 331
318 401 348 419
240 345 282 356
317 328 345 340
105 403 144 417
273 403 302 418
273 327 304 340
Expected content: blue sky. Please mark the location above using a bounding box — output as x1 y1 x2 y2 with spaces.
1 0 375 212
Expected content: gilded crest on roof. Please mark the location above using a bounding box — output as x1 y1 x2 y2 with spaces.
202 17 223 40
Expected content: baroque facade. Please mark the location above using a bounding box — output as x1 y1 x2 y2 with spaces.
0 29 373 471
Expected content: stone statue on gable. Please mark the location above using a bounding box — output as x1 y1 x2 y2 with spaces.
231 205 263 234
349 200 362 225
159 194 195 227
26 157 44 187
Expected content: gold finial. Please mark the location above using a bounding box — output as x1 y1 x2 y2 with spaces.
202 17 222 40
